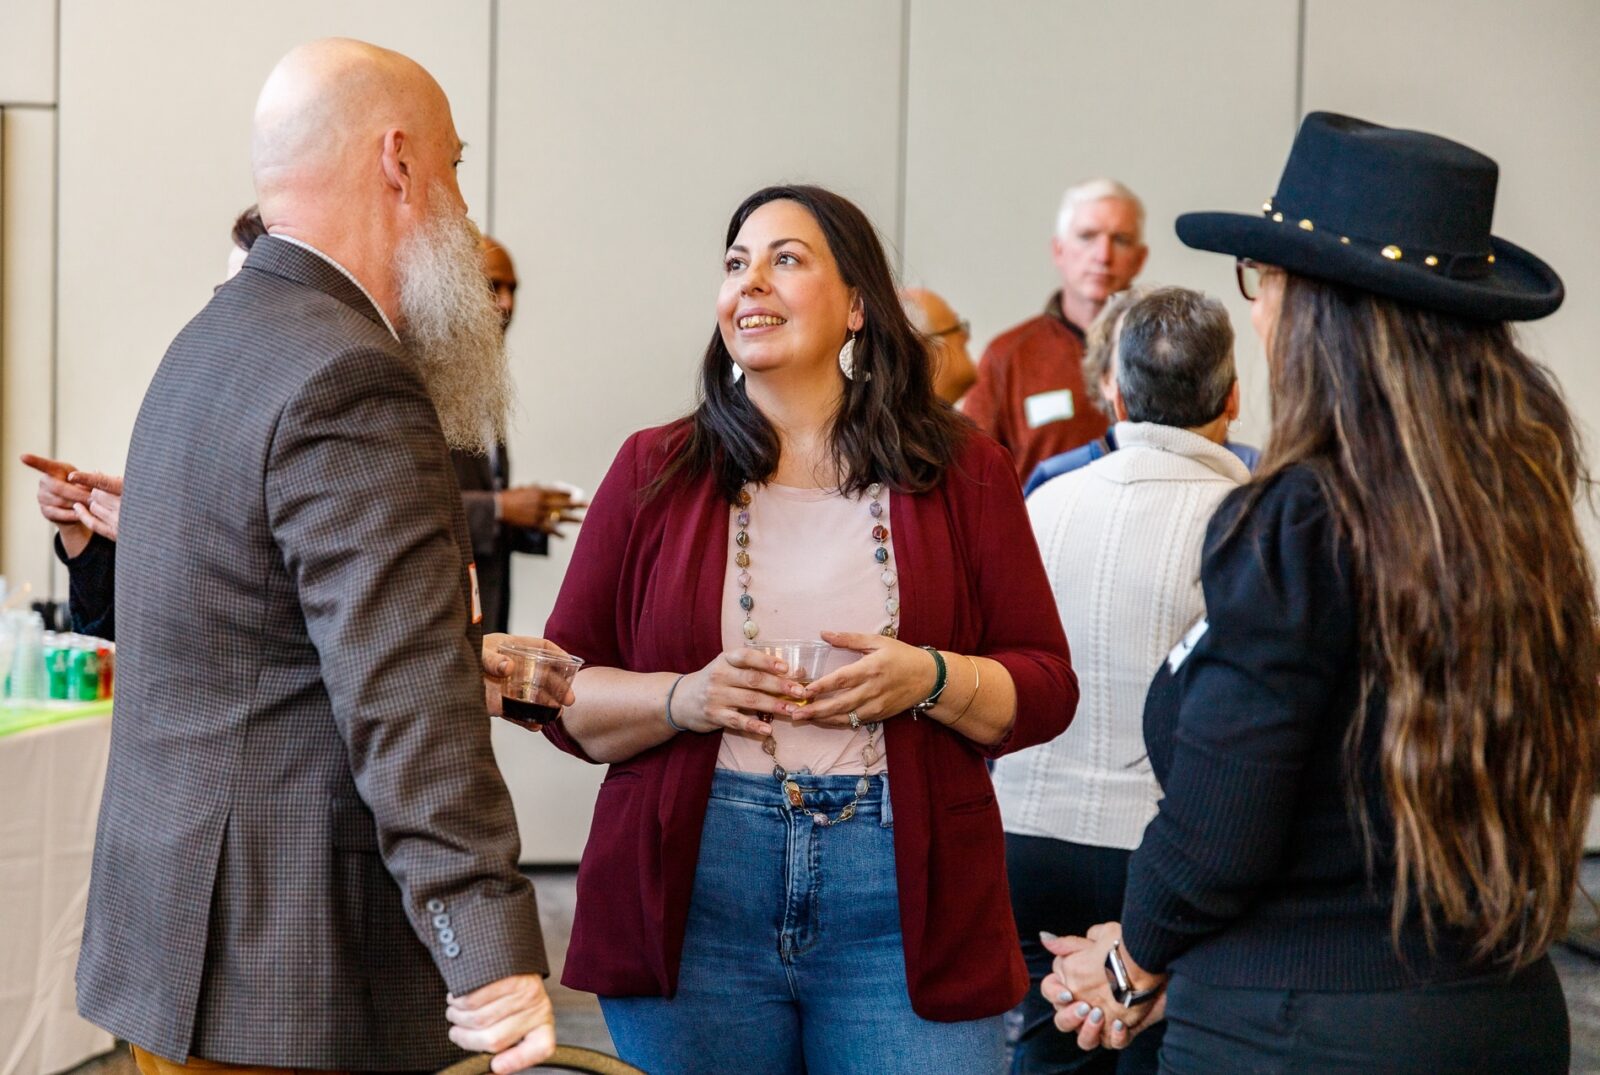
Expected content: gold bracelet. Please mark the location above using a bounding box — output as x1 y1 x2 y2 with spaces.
946 654 981 727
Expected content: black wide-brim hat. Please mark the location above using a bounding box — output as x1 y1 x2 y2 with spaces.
1177 112 1562 321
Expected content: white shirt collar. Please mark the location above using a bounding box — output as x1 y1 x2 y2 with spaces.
268 234 400 343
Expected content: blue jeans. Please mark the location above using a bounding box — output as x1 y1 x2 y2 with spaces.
600 768 1005 1075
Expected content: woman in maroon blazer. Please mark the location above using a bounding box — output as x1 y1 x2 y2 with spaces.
541 185 1076 1074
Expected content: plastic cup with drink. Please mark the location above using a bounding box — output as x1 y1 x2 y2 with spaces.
496 643 583 729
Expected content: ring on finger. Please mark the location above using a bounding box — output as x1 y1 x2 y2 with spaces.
848 710 861 729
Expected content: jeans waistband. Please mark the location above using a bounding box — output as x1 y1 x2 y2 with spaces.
710 766 886 812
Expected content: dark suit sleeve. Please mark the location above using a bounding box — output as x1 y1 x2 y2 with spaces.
55 533 117 640
266 345 548 993
1121 471 1351 973
509 527 549 557
459 489 501 563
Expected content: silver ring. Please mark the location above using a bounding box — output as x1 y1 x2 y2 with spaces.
848 710 861 729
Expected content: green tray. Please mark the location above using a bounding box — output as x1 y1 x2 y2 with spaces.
0 698 113 738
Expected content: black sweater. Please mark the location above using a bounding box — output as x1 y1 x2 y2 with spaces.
1124 466 1480 991
54 532 116 640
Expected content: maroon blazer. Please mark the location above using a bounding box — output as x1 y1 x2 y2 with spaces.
542 420 1077 1021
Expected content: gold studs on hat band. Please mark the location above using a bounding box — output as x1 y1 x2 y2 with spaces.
1259 198 1496 276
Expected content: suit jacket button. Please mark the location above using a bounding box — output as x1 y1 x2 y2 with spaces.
426 898 445 914
444 943 461 958
433 913 451 930
439 927 455 944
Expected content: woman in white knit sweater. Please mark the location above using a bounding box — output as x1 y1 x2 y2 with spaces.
993 286 1247 1075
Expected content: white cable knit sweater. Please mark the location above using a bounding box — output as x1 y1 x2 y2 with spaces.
993 422 1251 851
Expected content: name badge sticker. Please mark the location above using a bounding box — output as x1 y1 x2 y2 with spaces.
1167 617 1209 673
468 562 483 625
1024 389 1075 429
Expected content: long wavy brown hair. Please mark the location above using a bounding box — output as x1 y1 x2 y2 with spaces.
1253 272 1599 969
650 185 967 504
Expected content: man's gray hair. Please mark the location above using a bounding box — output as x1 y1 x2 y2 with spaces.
1082 285 1153 420
1055 178 1145 239
1114 287 1236 429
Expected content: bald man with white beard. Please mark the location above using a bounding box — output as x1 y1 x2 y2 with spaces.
76 40 556 1073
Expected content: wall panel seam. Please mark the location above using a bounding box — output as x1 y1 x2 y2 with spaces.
893 0 911 273
487 0 499 234
1295 0 1307 126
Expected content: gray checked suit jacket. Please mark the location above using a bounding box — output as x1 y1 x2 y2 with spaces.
76 237 548 1068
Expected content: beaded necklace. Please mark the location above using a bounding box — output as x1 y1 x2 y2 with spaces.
733 480 897 826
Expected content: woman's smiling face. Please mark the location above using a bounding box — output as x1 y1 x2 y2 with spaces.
718 199 861 379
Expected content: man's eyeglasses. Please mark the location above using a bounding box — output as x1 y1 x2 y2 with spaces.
1235 258 1271 302
930 319 970 339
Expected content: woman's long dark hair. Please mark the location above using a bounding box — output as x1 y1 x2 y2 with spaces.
1252 273 1599 970
652 185 966 503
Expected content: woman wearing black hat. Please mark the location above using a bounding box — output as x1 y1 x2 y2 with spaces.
1040 112 1596 1072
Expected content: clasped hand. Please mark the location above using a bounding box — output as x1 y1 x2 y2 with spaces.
671 631 938 736
21 453 123 555
497 483 587 536
1040 922 1168 1052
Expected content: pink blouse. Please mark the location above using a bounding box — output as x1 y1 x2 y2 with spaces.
716 482 894 776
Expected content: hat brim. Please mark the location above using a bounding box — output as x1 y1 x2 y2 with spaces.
1176 211 1563 321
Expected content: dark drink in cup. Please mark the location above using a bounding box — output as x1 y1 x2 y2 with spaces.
501 695 562 728
497 643 583 729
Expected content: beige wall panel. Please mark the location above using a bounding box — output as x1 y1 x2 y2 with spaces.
1 110 58 595
902 0 1299 444
54 1 492 475
492 0 906 861
1303 0 1600 444
0 0 56 103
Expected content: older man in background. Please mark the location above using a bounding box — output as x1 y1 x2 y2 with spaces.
454 236 585 634
76 39 554 1074
963 178 1148 481
900 286 978 403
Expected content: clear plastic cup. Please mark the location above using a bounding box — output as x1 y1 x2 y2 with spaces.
748 639 832 705
496 644 583 728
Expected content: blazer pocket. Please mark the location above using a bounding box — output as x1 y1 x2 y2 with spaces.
600 766 643 789
330 795 380 852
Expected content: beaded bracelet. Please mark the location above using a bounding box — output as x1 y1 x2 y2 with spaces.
664 674 688 733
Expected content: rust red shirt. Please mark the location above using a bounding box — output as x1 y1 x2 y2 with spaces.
540 420 1077 1021
963 292 1111 482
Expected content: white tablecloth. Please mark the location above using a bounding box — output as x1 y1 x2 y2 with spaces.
0 715 114 1075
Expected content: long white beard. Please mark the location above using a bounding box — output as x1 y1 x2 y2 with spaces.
394 192 513 453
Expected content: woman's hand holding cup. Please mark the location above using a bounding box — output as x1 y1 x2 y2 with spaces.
673 647 812 736
795 631 938 728
481 634 579 719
